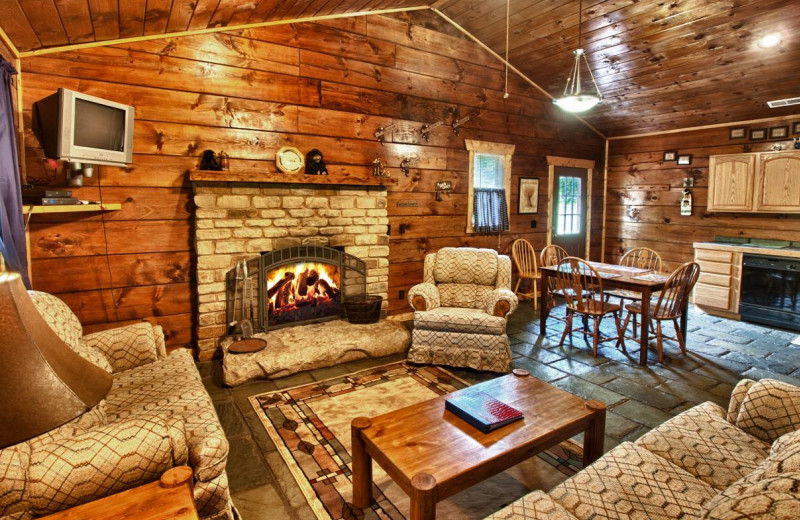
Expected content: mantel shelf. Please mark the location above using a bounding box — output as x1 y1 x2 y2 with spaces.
22 203 122 215
189 170 397 186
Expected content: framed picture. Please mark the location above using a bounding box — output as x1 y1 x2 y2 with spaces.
677 154 693 166
770 126 789 139
750 128 767 141
729 127 746 139
663 150 677 161
518 177 539 214
793 122 800 135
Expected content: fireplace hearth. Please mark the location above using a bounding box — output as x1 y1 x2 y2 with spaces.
227 246 367 332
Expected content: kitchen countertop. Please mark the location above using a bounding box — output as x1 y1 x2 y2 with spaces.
694 242 800 259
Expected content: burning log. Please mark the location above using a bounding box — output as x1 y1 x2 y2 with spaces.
268 272 295 300
313 278 340 298
297 270 309 297
276 281 293 310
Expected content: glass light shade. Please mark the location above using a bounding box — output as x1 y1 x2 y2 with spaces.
554 48 603 113
553 94 601 112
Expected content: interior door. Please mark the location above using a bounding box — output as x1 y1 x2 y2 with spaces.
551 166 588 257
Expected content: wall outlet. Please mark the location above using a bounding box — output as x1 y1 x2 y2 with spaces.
530 220 537 228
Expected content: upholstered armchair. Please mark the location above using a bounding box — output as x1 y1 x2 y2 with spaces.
407 247 518 373
0 291 233 520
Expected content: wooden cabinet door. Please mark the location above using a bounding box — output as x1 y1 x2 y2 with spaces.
708 154 756 211
755 152 800 212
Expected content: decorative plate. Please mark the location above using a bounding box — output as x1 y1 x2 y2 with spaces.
276 146 305 174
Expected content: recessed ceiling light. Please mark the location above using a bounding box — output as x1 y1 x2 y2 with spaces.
758 32 782 49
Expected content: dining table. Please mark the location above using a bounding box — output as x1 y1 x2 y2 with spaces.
539 261 687 366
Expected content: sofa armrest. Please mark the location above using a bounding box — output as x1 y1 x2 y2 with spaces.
727 379 756 423
27 416 188 516
408 282 441 311
81 322 166 373
484 288 518 318
484 490 578 520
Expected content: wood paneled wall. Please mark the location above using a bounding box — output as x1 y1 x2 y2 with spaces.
606 116 800 271
20 11 604 351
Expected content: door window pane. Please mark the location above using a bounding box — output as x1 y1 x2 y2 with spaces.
557 176 582 235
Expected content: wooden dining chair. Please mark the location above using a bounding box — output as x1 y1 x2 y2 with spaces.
539 244 568 309
511 239 541 310
555 257 626 358
605 247 663 305
621 261 700 363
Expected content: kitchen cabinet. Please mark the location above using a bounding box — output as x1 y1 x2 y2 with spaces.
708 151 800 213
692 245 741 316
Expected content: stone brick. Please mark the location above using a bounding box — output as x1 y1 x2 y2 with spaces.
197 255 232 270
345 225 367 234
319 226 344 235
199 312 223 326
216 195 251 208
233 228 263 238
305 197 329 209
195 186 232 195
228 209 259 219
345 246 369 258
260 209 286 218
330 196 355 209
196 220 214 229
371 268 389 277
252 196 281 208
196 209 227 219
246 239 275 252
290 188 316 196
317 209 341 218
377 235 389 245
197 339 218 353
197 229 231 240
282 196 304 208
369 246 390 257
302 237 328 246
288 227 317 237
194 195 217 208
198 325 227 339
328 218 352 226
376 258 389 267
302 217 328 227
329 236 355 247
275 238 302 249
375 198 388 209
342 208 366 217
199 302 226 313
198 282 226 295
369 225 388 234
231 187 260 194
289 209 315 218
197 270 216 283
214 219 244 228
216 241 246 254
356 197 376 208
273 218 300 227
263 228 290 238
353 217 378 225
196 241 215 256
355 234 378 245
367 282 388 293
367 209 388 217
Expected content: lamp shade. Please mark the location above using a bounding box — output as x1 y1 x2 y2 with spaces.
0 272 111 448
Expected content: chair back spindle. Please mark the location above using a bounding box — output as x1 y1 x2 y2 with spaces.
619 247 662 272
512 239 538 278
653 262 700 319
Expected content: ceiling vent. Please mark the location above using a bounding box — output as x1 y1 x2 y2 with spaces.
767 97 800 108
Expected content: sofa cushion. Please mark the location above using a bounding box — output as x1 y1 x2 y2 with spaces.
434 247 498 286
484 490 578 520
701 473 800 520
636 401 770 490
438 283 495 309
727 379 755 423
28 290 82 348
550 442 716 520
735 379 800 443
414 307 507 335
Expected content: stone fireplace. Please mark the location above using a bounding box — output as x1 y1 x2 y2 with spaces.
191 181 389 360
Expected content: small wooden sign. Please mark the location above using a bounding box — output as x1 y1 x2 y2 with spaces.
396 201 419 207
435 180 453 191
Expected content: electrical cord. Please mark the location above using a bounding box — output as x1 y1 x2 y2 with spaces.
96 177 119 323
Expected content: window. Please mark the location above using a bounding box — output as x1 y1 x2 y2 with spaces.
556 175 583 235
465 140 515 234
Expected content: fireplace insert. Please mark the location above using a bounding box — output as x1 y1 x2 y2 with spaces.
740 254 800 332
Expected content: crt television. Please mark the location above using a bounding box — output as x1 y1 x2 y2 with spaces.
32 88 134 167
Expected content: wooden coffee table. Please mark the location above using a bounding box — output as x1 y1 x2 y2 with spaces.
351 370 606 520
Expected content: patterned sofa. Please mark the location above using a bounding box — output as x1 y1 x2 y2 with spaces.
486 378 800 520
0 291 233 520
408 247 518 373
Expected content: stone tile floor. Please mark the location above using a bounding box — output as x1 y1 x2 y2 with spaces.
198 304 800 520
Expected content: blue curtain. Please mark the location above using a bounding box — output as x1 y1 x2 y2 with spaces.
473 187 509 233
0 56 29 286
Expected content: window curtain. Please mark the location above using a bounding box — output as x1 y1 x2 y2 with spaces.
0 57 29 286
473 187 509 233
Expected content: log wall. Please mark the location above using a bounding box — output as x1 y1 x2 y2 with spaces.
20 11 604 352
606 116 800 271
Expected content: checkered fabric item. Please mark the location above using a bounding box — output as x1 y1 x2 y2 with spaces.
0 292 234 520
734 379 800 443
408 247 517 373
484 490 578 520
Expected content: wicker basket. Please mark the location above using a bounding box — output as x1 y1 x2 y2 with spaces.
343 295 383 324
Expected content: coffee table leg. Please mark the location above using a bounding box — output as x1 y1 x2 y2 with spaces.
351 417 373 509
583 400 606 466
410 473 437 520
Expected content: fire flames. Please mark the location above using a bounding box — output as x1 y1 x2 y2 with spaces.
266 261 341 324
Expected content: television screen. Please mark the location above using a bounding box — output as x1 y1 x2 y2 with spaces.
73 98 126 152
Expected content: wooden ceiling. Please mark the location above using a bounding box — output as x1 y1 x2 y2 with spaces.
2 0 800 137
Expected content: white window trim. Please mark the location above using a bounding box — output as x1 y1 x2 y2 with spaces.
465 139 515 234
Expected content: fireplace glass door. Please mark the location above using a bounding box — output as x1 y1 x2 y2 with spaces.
266 261 342 326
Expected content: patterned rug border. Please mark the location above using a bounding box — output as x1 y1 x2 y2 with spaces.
247 362 469 520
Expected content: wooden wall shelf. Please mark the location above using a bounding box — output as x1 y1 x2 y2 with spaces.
189 170 396 186
23 203 122 215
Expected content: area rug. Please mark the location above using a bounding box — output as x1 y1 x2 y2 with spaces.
249 363 583 520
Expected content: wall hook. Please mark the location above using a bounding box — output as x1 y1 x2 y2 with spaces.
400 157 413 177
374 123 395 145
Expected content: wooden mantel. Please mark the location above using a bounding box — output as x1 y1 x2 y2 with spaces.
189 171 397 186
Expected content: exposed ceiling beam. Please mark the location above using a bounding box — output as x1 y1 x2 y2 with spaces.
607 114 800 140
0 26 20 59
18 5 431 58
431 8 606 140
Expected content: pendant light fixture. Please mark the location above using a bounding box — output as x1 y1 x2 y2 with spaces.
553 0 602 113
